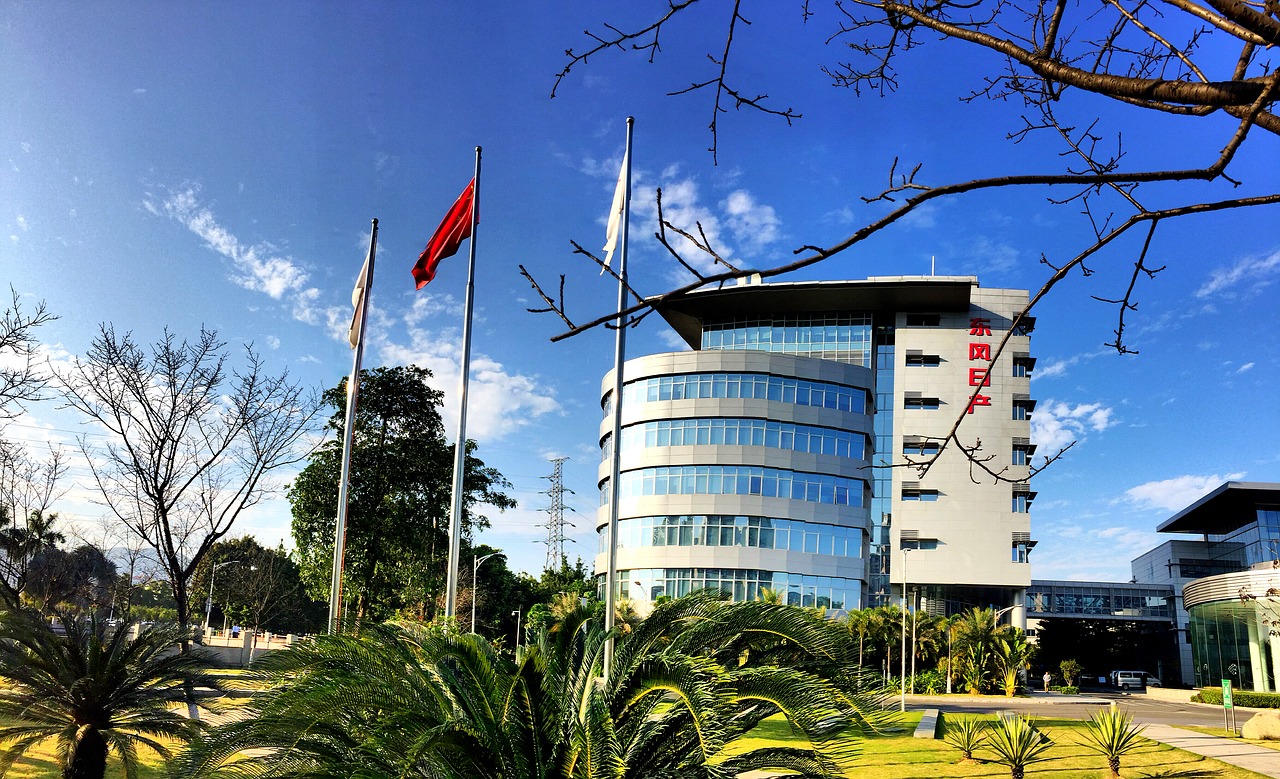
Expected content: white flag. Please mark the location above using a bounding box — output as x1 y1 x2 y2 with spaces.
602 149 629 271
348 256 371 349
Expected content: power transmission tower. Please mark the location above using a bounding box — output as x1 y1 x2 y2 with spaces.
540 456 575 572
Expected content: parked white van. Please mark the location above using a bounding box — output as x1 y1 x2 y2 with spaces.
1110 670 1160 690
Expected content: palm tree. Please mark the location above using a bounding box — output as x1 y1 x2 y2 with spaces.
1078 707 1146 778
0 600 218 779
845 609 871 670
176 591 892 779
952 607 1006 695
995 630 1035 696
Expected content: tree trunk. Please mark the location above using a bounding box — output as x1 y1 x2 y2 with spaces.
1010 767 1024 779
1109 757 1120 777
66 725 108 779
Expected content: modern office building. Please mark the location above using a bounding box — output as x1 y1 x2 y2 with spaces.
1158 482 1280 691
595 276 1037 623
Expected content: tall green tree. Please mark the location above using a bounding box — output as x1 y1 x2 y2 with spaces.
190 536 323 636
289 365 515 622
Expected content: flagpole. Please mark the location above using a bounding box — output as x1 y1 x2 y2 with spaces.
603 118 633 682
444 147 482 621
329 218 378 634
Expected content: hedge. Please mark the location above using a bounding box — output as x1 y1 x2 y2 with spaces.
1193 687 1280 709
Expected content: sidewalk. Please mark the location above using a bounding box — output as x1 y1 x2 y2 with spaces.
1139 723 1280 779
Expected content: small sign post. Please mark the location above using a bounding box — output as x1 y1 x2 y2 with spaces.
1221 679 1235 733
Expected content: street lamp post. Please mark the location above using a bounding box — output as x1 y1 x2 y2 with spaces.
204 560 242 637
512 609 522 652
899 546 913 713
471 552 505 634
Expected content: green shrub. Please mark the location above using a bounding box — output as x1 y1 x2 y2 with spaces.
1057 685 1079 695
1078 707 1146 778
942 713 987 761
984 715 1053 779
1195 687 1280 708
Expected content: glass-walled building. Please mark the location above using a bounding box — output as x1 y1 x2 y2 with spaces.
596 276 1036 619
1157 482 1280 691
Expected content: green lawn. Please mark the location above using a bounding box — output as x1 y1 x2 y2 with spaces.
728 712 1274 779
6 710 1274 778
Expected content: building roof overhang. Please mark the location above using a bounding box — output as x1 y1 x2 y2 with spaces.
656 276 977 348
1156 481 1280 535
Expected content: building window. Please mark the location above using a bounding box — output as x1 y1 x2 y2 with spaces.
617 418 867 460
904 396 940 410
611 465 865 507
1011 441 1036 465
1012 489 1035 513
1012 316 1036 336
700 313 873 366
901 488 940 502
902 441 940 457
621 372 868 414
905 352 941 367
905 314 941 327
1012 543 1030 563
605 514 860 557
1012 354 1035 378
1012 398 1036 420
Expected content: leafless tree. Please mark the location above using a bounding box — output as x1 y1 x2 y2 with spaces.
0 443 68 594
56 326 320 637
0 286 56 421
534 0 1279 480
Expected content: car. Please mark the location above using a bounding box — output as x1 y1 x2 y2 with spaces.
1110 670 1159 690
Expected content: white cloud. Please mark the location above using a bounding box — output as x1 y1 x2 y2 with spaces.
1236 362 1255 374
721 190 780 249
1031 400 1117 458
148 185 309 300
1196 248 1280 297
656 329 692 351
15 215 28 232
264 335 281 349
377 325 561 443
405 293 464 325
964 236 1019 273
587 158 784 277
900 202 938 229
1123 473 1247 512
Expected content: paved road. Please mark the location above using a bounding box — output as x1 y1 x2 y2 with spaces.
904 690 1237 727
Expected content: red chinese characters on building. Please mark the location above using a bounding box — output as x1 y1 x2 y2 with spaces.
967 317 992 414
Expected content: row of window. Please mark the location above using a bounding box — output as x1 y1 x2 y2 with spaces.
700 315 872 356
601 514 863 557
1025 588 1171 618
902 396 1036 420
615 418 867 460
606 465 866 506
898 487 1034 512
614 567 860 609
904 353 1035 378
617 372 868 413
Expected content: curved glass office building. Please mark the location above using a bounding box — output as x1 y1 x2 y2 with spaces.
596 276 1036 618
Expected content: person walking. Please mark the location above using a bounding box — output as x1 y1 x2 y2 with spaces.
1043 671 1052 692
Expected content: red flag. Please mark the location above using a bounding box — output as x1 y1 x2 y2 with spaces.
413 179 477 289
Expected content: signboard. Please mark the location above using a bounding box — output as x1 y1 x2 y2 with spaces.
1221 680 1233 709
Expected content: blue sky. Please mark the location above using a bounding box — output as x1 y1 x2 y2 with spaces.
3 2 1277 583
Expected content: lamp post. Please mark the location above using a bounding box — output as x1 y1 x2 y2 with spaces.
899 545 913 712
512 609 522 652
204 560 241 637
471 552 504 634
946 614 954 694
